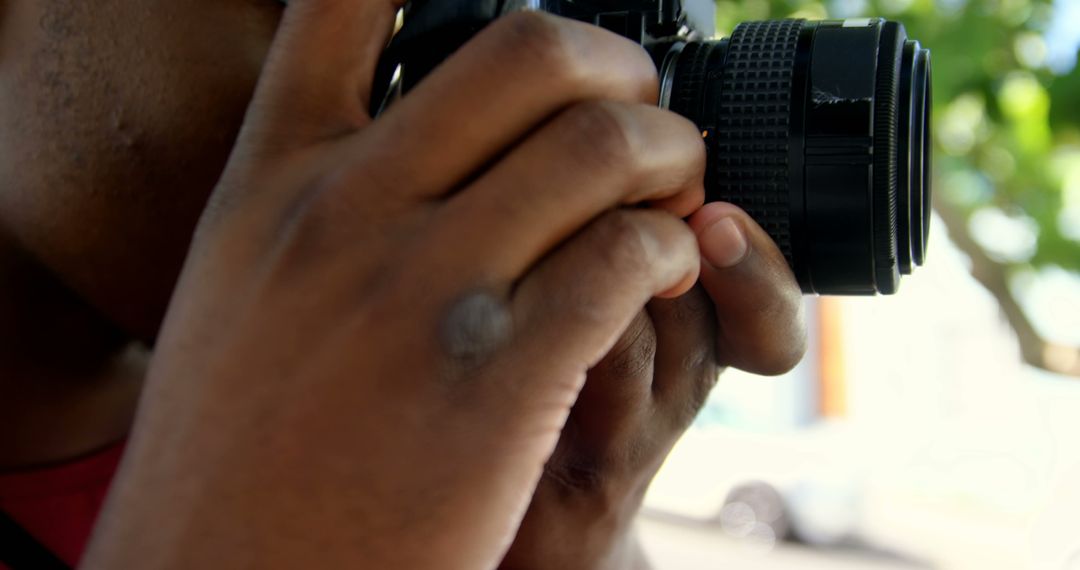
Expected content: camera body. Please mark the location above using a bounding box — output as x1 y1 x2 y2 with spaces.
377 1 932 296
379 0 713 96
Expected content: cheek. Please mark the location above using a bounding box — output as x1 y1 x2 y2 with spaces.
0 0 282 339
102 3 279 220
108 1 282 189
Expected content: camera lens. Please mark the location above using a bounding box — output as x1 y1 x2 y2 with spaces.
663 19 932 295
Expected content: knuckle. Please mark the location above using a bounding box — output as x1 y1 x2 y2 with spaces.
610 334 655 379
598 313 656 380
544 457 610 495
593 211 654 277
658 288 715 331
560 101 640 172
679 115 709 173
671 217 699 255
495 11 583 80
491 12 658 100
635 52 662 95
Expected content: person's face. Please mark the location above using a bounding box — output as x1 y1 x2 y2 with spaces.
0 0 284 340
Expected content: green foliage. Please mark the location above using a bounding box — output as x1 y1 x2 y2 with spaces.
718 0 1080 272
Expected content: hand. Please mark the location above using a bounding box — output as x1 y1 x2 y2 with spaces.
84 5 709 570
501 203 807 570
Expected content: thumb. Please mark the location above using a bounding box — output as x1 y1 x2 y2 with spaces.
688 202 808 376
247 0 402 147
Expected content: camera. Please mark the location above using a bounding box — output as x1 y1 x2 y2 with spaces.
371 0 933 295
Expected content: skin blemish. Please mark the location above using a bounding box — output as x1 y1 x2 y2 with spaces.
439 290 514 368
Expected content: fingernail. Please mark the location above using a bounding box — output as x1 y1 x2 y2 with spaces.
700 217 748 268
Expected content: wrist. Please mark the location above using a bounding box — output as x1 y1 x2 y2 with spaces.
501 479 651 570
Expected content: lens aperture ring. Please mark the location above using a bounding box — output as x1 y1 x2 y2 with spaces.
668 42 716 131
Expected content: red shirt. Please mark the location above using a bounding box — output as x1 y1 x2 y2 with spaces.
0 442 124 569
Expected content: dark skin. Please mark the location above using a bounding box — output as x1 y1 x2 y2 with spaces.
0 0 281 464
0 1 806 568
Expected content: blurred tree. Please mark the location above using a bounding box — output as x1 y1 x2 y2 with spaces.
719 0 1080 376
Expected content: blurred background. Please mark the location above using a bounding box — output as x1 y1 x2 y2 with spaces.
635 0 1080 568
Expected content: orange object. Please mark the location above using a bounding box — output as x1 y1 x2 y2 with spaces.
818 297 846 417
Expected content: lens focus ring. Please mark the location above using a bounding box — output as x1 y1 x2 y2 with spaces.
709 20 803 267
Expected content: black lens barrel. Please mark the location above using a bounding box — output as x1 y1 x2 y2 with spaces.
666 18 932 295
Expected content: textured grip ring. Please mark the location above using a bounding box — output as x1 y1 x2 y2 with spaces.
709 20 804 266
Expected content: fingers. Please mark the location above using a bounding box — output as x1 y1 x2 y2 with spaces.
342 12 660 202
423 101 705 287
503 209 699 405
211 11 668 259
646 287 719 423
571 311 657 446
687 203 808 376
246 0 402 145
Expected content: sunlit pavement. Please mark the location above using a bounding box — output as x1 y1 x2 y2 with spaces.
637 514 930 570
